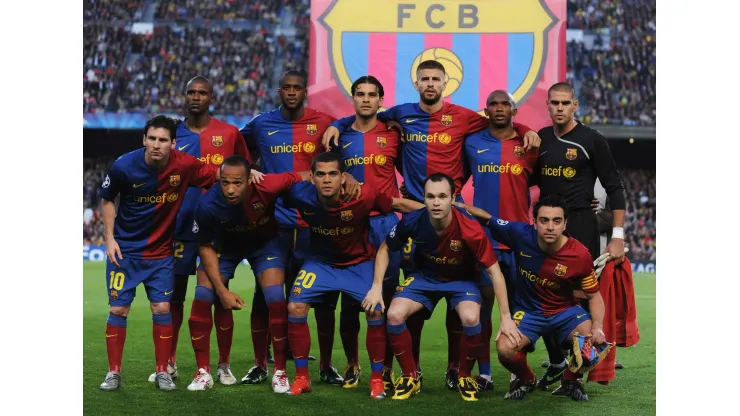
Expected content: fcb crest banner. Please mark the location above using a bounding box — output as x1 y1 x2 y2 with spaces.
308 0 567 129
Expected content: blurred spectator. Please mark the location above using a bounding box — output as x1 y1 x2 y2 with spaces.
621 169 656 260
155 0 281 22
84 24 132 113
566 0 656 126
84 0 144 23
83 157 116 245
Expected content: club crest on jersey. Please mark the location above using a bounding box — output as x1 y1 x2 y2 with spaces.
169 175 181 186
292 286 302 297
318 0 555 110
566 148 578 160
306 124 318 135
376 136 387 148
554 263 568 277
252 201 266 213
514 145 525 157
212 135 224 147
110 290 118 300
441 115 453 126
450 240 462 252
341 210 353 221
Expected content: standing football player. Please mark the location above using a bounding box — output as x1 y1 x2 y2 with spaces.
99 116 218 391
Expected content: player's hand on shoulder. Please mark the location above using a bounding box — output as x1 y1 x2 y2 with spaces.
106 239 123 267
322 126 340 151
341 173 362 202
218 290 246 310
523 130 541 151
386 120 404 141
249 169 265 185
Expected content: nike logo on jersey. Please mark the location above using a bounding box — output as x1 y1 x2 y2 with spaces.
405 119 417 123
133 183 146 188
519 251 532 257
477 149 489 154
576 314 588 319
266 256 279 261
164 290 173 295
268 130 279 136
342 142 352 149
178 144 190 151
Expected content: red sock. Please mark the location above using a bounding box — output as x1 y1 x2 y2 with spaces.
446 309 462 371
214 303 234 366
153 315 173 374
406 312 425 368
340 307 361 366
288 317 312 377
366 319 386 378
384 339 394 368
563 368 581 381
267 300 288 371
105 322 126 373
189 299 213 372
459 327 483 378
480 312 493 373
314 306 335 371
251 300 269 369
498 351 536 383
388 323 417 377
169 302 184 365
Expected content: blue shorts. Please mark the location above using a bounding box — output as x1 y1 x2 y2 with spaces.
393 273 481 314
369 213 401 295
173 240 199 276
200 238 284 279
513 305 591 350
288 260 379 310
106 257 175 306
279 227 311 273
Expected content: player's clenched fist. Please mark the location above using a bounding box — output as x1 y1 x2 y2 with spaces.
218 290 246 310
106 238 123 267
591 328 606 345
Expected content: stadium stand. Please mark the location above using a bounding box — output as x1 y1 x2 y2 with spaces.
84 0 144 23
155 0 282 22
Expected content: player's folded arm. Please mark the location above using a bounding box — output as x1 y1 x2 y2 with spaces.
486 217 527 251
391 197 425 214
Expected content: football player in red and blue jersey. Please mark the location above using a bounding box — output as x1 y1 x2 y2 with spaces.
240 71 355 384
282 152 423 399
455 195 606 402
323 60 540 387
331 75 403 390
377 173 521 402
186 155 309 393
463 90 538 391
150 76 252 386
99 116 218 391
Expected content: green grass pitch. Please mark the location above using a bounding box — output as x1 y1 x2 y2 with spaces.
83 262 656 415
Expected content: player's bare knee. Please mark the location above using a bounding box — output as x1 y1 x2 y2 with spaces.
496 337 517 360
458 309 480 327
288 302 310 317
150 302 170 314
259 268 285 287
386 305 407 326
109 306 130 317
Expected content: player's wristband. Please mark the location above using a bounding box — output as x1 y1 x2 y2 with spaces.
611 227 624 239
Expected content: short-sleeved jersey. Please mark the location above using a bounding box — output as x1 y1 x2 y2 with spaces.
332 103 532 201
194 172 304 255
486 218 599 316
174 118 251 241
283 183 393 267
386 206 498 282
334 120 401 215
100 148 218 260
240 107 336 228
464 130 538 250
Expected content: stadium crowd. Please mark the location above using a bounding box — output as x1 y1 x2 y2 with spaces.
83 0 656 127
566 0 656 126
83 156 656 261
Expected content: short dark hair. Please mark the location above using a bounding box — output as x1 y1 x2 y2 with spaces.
416 60 446 76
220 155 251 178
548 82 576 100
143 115 178 141
351 75 384 98
423 173 455 195
311 152 344 173
280 70 307 87
533 194 569 220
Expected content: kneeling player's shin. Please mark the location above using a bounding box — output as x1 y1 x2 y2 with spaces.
288 315 311 377
264 284 288 371
498 351 536 383
152 312 173 373
387 322 417 377
189 286 215 371
106 313 127 373
251 286 269 369
459 323 483 378
366 316 386 378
